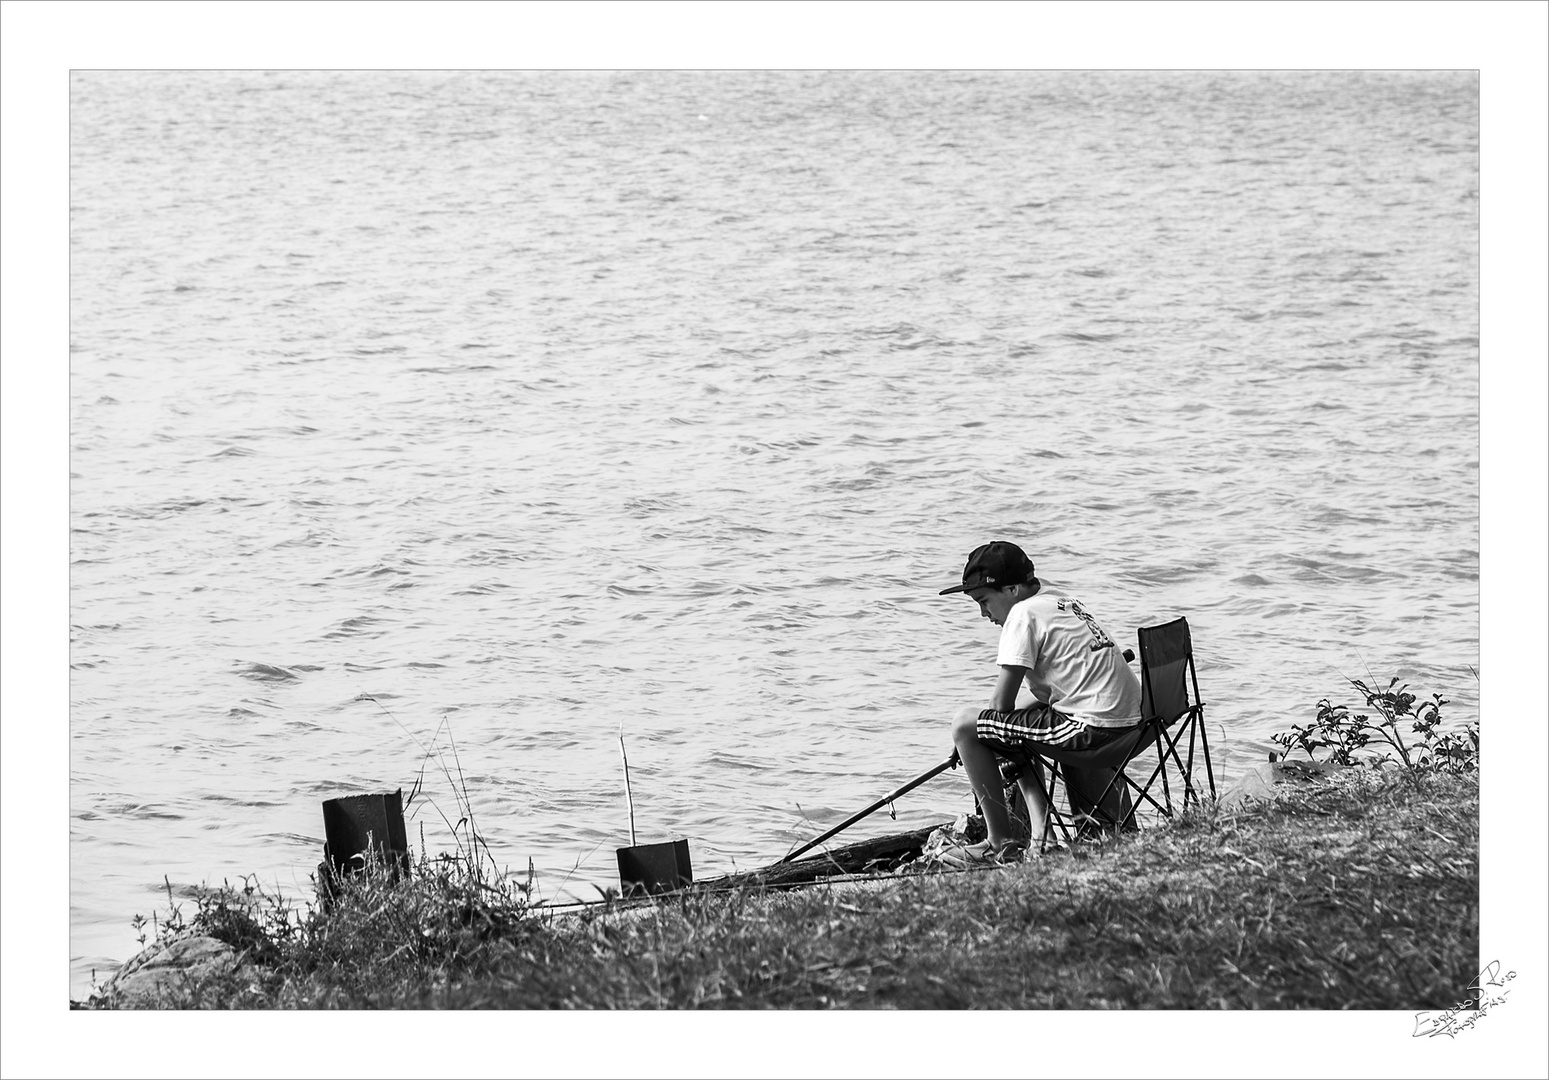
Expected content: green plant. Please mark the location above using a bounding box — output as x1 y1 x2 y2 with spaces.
1273 676 1477 777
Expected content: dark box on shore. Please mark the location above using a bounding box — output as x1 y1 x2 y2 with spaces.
617 839 692 896
322 790 410 880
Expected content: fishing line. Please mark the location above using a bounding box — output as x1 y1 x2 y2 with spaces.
618 725 638 847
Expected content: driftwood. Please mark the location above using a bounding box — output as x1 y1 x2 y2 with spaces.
702 823 955 890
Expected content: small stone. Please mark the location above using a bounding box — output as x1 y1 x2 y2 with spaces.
100 935 241 1006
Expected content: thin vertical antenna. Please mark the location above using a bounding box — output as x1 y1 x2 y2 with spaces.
618 727 637 847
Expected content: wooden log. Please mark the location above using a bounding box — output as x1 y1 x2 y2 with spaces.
704 823 952 890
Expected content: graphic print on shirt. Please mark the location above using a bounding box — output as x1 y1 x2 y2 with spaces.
1058 598 1116 652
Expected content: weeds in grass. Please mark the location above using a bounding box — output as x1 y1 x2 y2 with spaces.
357 693 505 891
93 839 542 1009
90 696 551 1008
92 768 1477 1010
91 679 1478 1010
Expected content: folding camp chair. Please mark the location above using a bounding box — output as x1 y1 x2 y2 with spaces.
1001 616 1215 853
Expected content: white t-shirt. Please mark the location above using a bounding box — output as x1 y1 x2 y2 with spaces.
996 586 1142 728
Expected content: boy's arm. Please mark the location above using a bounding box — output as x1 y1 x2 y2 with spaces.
989 665 1028 712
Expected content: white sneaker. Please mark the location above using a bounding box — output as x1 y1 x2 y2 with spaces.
936 840 1026 868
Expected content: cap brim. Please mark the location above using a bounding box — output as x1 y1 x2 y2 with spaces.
938 584 970 595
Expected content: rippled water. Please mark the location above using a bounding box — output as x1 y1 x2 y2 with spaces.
69 70 1478 995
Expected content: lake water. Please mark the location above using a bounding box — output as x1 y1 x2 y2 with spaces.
68 69 1479 997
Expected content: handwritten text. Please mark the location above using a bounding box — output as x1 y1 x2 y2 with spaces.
1411 961 1515 1039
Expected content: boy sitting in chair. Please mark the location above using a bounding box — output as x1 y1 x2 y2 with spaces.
938 541 1140 864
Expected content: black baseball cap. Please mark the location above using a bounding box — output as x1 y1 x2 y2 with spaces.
939 541 1035 595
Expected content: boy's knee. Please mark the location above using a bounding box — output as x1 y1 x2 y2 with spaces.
951 704 982 744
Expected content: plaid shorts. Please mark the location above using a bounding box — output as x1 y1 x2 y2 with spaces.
976 702 1135 754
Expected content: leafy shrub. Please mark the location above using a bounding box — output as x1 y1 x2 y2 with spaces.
1273 677 1477 777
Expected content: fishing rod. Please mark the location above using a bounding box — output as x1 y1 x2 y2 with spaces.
777 651 1135 865
778 749 961 864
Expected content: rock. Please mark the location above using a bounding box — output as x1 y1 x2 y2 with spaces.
1219 762 1278 808
99 935 242 1006
1219 759 1349 808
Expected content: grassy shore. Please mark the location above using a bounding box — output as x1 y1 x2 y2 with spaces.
85 766 1476 1010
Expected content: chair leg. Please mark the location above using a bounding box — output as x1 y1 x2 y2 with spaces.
1150 713 1216 813
1186 721 1211 810
1027 733 1212 842
1127 730 1194 823
1118 777 1142 832
1183 721 1198 808
1174 706 1212 810
1019 758 1058 853
1187 662 1214 801
1024 758 1087 852
1196 712 1216 800
1120 767 1173 821
1157 720 1199 810
1044 761 1078 849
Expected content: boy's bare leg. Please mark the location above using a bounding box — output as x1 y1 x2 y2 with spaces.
1015 763 1051 845
1004 777 1032 844
951 706 1017 849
